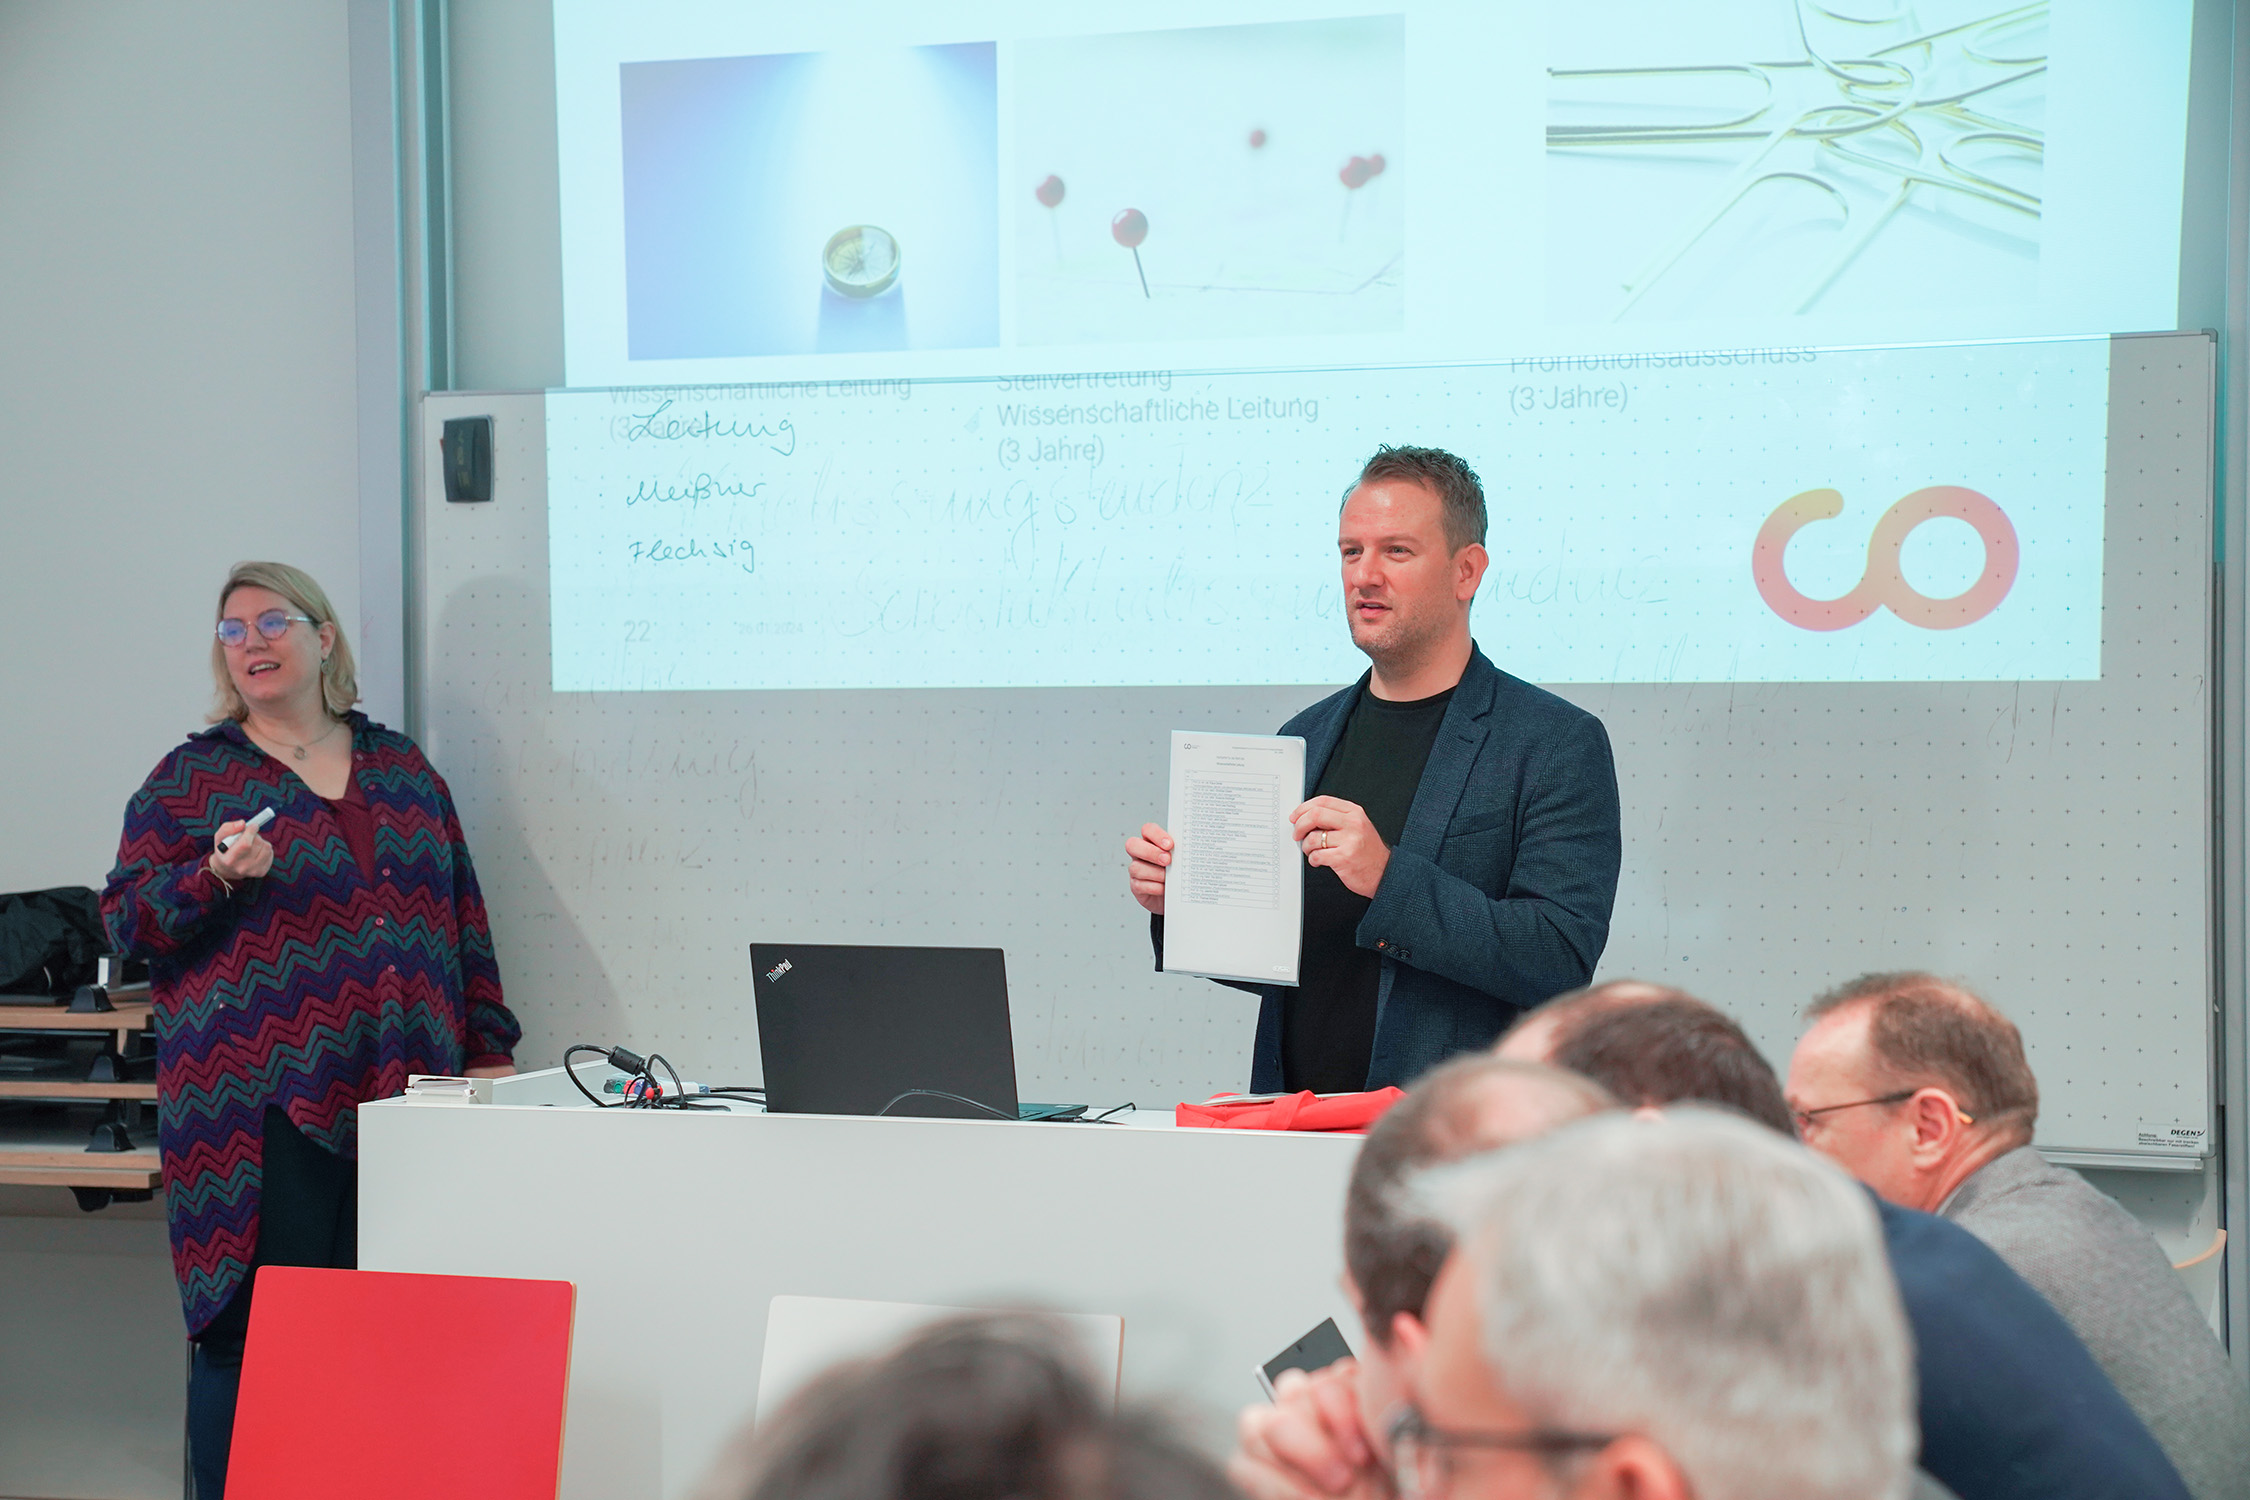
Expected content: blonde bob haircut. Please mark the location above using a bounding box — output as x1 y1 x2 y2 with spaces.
208 561 361 723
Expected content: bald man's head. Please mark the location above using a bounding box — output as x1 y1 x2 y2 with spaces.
1345 1055 1615 1347
1500 982 1794 1136
1496 980 1693 1064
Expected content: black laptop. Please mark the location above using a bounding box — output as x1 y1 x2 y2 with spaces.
748 943 1084 1121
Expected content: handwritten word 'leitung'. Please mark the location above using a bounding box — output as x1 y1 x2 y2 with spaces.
612 401 796 454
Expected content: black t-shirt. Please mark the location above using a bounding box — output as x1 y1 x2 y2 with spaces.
1285 683 1455 1093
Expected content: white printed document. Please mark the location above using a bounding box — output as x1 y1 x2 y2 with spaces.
1163 731 1305 987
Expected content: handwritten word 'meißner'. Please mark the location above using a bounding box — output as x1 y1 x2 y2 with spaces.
623 475 767 509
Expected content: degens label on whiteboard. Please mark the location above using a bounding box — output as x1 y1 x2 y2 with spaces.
2134 1120 2209 1152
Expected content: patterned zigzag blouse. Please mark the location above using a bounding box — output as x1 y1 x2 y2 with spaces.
101 713 520 1334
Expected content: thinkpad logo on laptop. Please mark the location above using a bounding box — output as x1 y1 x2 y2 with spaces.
764 959 793 983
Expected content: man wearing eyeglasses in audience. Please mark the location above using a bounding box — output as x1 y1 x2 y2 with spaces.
1401 1108 1915 1500
1502 980 2194 1500
1788 972 2250 1500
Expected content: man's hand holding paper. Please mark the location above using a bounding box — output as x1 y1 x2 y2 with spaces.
1125 823 1174 915
1288 797 1390 898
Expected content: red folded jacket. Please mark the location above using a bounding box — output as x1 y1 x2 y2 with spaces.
1175 1087 1405 1133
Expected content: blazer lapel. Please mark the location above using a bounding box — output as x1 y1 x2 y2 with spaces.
1395 648 1497 859
1298 670 1370 797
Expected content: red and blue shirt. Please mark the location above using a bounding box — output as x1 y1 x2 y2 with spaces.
102 713 518 1333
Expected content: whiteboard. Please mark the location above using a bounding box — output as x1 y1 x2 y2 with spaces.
413 333 2213 1161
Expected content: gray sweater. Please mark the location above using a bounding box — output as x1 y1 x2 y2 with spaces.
1941 1145 2250 1500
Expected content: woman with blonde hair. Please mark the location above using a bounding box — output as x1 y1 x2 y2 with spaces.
101 561 520 1497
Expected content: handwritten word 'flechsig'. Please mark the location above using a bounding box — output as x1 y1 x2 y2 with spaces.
628 538 756 575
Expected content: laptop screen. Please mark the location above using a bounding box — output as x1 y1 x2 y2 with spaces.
749 943 1022 1121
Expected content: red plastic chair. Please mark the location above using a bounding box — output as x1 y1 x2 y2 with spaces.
227 1266 576 1500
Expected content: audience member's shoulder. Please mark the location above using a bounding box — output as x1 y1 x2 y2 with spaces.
1952 1146 2154 1240
1875 1198 2194 1500
1874 1199 2127 1409
1878 1194 2085 1308
1877 1195 2007 1280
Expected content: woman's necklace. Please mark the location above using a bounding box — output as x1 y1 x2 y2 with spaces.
256 717 345 762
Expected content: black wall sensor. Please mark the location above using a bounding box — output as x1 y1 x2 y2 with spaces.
441 416 494 502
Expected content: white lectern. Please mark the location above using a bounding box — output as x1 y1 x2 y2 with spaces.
359 1073 1362 1500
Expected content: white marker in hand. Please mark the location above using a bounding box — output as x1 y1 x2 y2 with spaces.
218 807 276 854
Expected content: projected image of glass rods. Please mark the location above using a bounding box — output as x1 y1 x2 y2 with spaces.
1547 0 2044 321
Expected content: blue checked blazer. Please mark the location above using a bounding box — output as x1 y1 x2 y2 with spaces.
1159 645 1622 1092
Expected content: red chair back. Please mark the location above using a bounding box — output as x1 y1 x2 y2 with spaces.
227 1266 575 1500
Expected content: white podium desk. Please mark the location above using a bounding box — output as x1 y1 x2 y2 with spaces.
359 1074 1363 1500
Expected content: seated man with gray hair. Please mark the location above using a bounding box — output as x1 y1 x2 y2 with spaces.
1413 1107 1915 1500
1231 1055 1615 1500
1788 972 2250 1500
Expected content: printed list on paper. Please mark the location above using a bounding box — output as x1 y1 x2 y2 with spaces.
1163 731 1305 986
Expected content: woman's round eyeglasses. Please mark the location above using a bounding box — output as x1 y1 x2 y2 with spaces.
216 610 314 648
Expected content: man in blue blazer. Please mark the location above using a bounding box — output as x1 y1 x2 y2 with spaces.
1126 446 1622 1093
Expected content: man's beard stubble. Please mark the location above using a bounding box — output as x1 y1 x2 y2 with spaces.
1349 597 1452 677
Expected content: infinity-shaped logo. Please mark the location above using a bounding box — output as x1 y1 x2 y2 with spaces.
1753 486 2019 631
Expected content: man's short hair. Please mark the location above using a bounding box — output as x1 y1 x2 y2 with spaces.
1344 1055 1613 1346
1808 972 2040 1142
1345 445 1488 552
1539 988 1796 1136
1428 1109 1915 1500
706 1313 1233 1500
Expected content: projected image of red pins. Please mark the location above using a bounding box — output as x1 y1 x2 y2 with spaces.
1338 154 1378 240
1248 127 1268 149
1035 174 1065 260
1111 208 1150 298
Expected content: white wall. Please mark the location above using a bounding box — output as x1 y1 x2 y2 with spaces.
0 0 368 893
0 4 377 1495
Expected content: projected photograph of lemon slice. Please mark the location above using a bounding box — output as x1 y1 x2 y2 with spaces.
822 225 901 298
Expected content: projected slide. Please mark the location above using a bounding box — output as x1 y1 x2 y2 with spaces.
619 43 999 359
546 338 2108 692
1012 18 1405 347
1548 3 2048 322
553 1 2191 387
